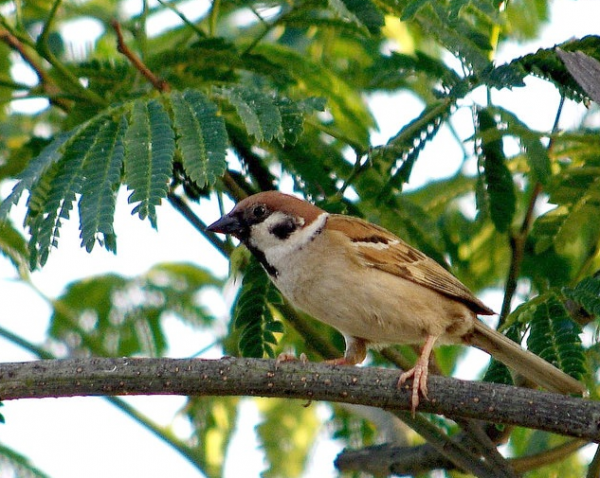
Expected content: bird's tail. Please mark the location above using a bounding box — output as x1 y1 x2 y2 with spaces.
465 320 585 396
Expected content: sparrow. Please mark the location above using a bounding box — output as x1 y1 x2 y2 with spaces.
207 191 585 412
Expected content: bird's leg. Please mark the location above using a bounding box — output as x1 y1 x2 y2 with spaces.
398 334 438 414
325 336 367 366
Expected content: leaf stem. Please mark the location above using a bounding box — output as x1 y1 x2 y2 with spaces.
156 0 206 38
208 0 220 37
0 28 71 111
33 0 106 106
111 20 170 93
166 191 233 258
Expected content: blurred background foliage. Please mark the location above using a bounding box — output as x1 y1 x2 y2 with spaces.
0 0 599 476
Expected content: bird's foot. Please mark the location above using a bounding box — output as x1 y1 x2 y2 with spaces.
275 352 308 368
398 358 430 416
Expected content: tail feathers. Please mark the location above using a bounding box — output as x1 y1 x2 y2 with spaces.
466 321 585 396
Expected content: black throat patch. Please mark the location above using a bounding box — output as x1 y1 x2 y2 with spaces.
245 243 279 277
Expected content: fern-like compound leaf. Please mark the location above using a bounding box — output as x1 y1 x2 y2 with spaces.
170 89 228 189
475 107 516 232
79 117 126 253
124 99 175 228
219 86 283 144
27 122 100 267
0 132 72 221
232 256 284 358
563 275 600 319
523 293 586 381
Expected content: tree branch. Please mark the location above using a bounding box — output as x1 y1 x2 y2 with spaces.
335 437 588 476
1 357 597 441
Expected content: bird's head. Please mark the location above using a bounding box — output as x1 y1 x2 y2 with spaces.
206 191 325 248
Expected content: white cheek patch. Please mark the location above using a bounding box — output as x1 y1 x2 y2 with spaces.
251 212 328 266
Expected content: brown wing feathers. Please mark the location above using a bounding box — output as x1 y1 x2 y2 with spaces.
327 215 494 315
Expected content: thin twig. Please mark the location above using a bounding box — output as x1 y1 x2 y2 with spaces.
392 411 504 478
0 28 70 111
512 439 588 473
111 20 170 93
456 419 518 478
32 0 105 106
499 96 565 324
337 151 369 198
166 192 232 258
156 0 206 38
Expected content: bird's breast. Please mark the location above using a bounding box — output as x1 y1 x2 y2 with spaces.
267 233 475 345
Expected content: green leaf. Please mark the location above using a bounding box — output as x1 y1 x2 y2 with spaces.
0 131 72 220
367 51 462 91
475 107 516 232
257 399 320 478
513 293 586 381
563 274 600 319
232 255 284 358
330 0 384 34
251 43 374 147
494 107 551 185
170 89 228 188
400 0 430 21
78 117 126 253
373 99 454 197
415 3 492 73
0 219 29 277
532 168 600 266
184 396 240 478
50 262 220 356
124 99 175 227
505 36 600 103
218 86 283 144
145 262 222 327
406 173 476 217
26 121 100 268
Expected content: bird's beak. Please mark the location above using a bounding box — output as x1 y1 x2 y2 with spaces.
206 214 242 235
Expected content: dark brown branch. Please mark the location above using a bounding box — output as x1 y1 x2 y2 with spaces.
111 20 170 93
336 437 587 476
0 357 597 441
390 411 515 478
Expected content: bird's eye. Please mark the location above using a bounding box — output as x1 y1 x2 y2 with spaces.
252 205 267 218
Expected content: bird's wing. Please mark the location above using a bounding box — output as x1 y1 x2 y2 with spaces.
327 214 494 315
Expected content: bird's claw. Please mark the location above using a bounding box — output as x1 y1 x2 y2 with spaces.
275 352 308 369
398 360 430 416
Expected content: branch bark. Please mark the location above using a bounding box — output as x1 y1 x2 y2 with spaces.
0 357 596 441
335 438 588 476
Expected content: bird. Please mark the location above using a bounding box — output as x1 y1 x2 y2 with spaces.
206 191 585 413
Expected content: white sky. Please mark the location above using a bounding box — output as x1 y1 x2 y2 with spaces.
1 1 600 477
